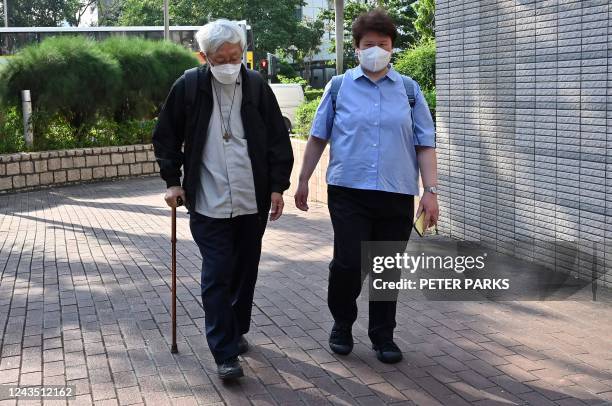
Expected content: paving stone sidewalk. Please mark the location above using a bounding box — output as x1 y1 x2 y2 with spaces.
0 176 611 406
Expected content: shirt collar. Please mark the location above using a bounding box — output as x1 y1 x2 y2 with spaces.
351 65 399 82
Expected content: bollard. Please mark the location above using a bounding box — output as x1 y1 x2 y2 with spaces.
21 90 33 147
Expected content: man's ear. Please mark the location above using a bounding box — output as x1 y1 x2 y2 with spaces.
199 51 208 65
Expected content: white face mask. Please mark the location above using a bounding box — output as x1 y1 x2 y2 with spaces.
209 62 241 84
357 46 392 73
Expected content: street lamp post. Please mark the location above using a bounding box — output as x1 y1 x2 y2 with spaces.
334 0 344 74
3 0 8 27
163 0 169 41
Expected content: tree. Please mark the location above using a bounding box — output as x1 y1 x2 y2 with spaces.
116 0 205 26
319 0 418 70
0 0 102 27
280 19 325 65
112 0 320 59
413 0 434 39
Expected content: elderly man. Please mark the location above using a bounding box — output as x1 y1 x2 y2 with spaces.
152 19 293 380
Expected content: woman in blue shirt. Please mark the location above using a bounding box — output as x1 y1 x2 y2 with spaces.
295 9 439 364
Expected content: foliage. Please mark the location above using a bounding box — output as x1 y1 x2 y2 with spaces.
0 36 122 140
319 0 418 70
278 61 297 79
0 36 188 153
0 0 97 27
278 74 308 89
117 0 205 26
294 97 321 138
304 89 324 102
422 87 436 119
0 107 25 154
0 113 157 154
98 37 198 120
413 0 435 40
289 19 326 65
111 0 322 59
393 38 435 90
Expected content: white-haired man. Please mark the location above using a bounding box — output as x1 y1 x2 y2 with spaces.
153 19 293 380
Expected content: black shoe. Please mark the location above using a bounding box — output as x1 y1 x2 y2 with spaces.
238 336 249 355
217 357 244 380
372 341 403 364
329 323 353 355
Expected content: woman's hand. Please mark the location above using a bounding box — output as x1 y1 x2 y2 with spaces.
270 192 284 221
416 192 439 229
294 180 309 211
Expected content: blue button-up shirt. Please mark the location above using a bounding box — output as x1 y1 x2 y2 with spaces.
310 65 435 196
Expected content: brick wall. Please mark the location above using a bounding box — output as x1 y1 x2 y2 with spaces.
436 0 610 284
0 144 159 193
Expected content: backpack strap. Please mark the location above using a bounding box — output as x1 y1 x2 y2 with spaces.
401 75 416 108
330 74 344 112
183 67 199 124
245 69 262 110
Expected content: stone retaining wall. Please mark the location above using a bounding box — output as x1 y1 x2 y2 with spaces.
0 144 159 193
0 140 334 202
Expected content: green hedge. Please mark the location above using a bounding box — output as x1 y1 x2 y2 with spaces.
0 36 122 138
294 97 321 138
394 38 435 91
0 36 198 152
304 89 324 102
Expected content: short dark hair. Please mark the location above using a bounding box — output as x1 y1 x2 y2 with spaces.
352 8 398 47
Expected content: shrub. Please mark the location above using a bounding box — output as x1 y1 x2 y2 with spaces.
278 74 308 89
304 89 324 102
278 61 297 78
294 97 321 138
146 40 199 113
422 87 436 118
394 38 435 91
98 38 198 120
0 36 122 140
0 107 26 154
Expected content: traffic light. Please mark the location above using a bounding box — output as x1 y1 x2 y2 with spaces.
260 58 268 71
267 52 279 76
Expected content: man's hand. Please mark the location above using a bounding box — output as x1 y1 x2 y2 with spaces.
416 192 439 229
294 180 309 211
269 192 284 221
164 186 186 208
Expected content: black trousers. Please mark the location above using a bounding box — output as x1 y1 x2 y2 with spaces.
327 185 414 345
189 211 266 364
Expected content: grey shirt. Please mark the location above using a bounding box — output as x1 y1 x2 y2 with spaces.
195 77 258 218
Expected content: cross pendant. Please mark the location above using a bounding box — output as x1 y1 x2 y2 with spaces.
223 131 231 141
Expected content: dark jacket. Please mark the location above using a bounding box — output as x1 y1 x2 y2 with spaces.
152 64 294 216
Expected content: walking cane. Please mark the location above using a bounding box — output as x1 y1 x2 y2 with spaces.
171 196 182 354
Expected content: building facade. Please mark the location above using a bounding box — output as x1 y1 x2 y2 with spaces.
435 0 610 286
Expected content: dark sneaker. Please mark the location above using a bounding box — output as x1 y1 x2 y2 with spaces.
238 336 249 355
217 357 244 380
329 323 353 355
372 341 403 364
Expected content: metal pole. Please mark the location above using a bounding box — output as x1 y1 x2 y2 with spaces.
21 90 33 147
163 0 170 41
3 0 8 27
334 0 344 74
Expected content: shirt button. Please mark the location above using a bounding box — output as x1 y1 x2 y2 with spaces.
371 164 375 168
374 122 378 125
372 143 377 147
374 103 379 107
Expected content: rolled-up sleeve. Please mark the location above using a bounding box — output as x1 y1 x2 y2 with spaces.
309 81 334 140
411 81 436 148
